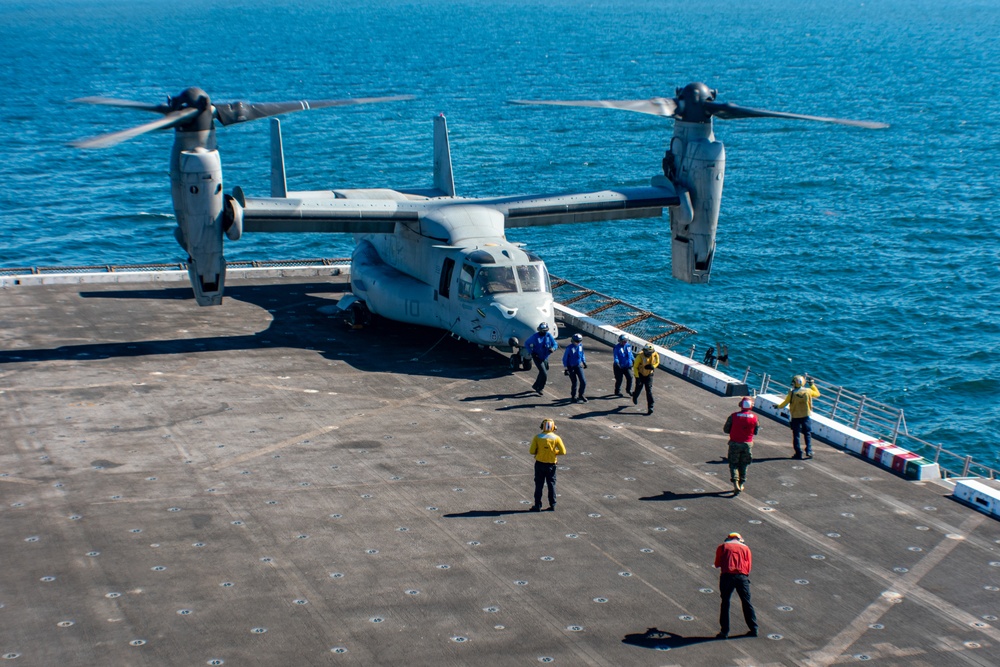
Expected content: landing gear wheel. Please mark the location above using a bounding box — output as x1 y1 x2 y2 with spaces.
509 354 520 370
344 302 371 329
521 357 532 371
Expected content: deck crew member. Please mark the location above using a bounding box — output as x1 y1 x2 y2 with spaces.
714 532 759 639
631 343 660 415
724 397 759 494
562 333 588 403
529 419 566 512
612 333 634 397
524 322 558 396
775 375 821 459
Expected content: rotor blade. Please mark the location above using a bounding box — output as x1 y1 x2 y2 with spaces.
706 102 888 129
213 94 415 126
70 107 201 149
70 96 170 113
510 97 678 118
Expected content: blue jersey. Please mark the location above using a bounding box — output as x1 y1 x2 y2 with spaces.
563 342 586 368
613 341 634 369
525 331 557 360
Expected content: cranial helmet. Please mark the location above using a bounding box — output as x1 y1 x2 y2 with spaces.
537 322 549 332
540 419 557 433
618 333 627 342
572 333 582 342
726 532 743 542
792 375 805 388
739 398 753 410
643 343 654 353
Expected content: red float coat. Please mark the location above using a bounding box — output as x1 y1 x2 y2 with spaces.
724 409 759 444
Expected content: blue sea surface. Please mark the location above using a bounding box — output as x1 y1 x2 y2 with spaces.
1 0 997 461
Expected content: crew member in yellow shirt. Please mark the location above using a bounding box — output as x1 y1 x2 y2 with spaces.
529 419 566 511
631 343 660 415
775 375 821 459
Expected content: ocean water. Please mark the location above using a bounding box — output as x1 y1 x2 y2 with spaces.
1 0 997 462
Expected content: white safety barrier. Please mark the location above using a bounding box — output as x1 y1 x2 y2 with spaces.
952 478 1000 519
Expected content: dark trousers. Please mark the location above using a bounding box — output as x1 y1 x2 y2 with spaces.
567 365 586 399
633 374 654 408
533 461 557 507
532 356 549 392
790 416 813 455
613 364 633 395
719 573 757 635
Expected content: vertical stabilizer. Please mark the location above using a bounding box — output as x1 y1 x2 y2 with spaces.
270 118 287 198
433 114 456 197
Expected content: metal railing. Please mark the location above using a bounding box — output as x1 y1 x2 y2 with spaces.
550 277 696 350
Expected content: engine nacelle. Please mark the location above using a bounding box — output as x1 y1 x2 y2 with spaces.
666 122 726 284
170 141 226 305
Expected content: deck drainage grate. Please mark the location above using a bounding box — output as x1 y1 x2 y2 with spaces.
293 599 308 605
468 541 480 546
251 628 267 634
178 610 192 615
329 514 342 519
593 597 608 603
451 636 468 643
567 625 583 632
86 551 100 557
699 588 714 594
541 556 554 561
678 615 694 621
330 647 348 654
566 534 579 539
105 592 121 598
330 573 344 579
24 537 39 543
795 579 809 585
483 606 499 613
827 532 841 537
129 640 146 646
640 548 654 553
57 621 74 627
869 623 885 629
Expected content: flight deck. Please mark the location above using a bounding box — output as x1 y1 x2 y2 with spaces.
1 271 999 666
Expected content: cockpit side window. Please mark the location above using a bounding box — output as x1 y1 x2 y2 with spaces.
458 263 476 299
473 266 517 298
516 264 545 292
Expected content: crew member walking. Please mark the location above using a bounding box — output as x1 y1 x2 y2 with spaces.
562 333 588 403
775 375 821 459
631 343 660 414
525 322 558 396
612 333 634 397
724 398 759 494
529 419 566 512
714 532 759 639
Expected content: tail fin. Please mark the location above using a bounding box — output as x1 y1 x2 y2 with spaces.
270 118 288 198
433 114 455 197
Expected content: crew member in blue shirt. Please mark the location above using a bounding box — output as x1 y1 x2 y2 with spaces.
562 333 588 403
524 322 558 395
612 333 634 397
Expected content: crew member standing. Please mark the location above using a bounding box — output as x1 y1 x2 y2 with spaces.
775 375 821 459
612 333 634 397
562 333 588 403
724 397 759 494
714 532 759 639
631 343 660 414
529 419 566 512
525 322 558 396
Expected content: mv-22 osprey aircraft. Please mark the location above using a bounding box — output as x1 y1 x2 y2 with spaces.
72 84 886 368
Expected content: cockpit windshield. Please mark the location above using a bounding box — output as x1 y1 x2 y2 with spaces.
473 266 518 297
516 264 548 293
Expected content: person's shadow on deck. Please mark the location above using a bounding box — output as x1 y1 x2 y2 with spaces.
622 627 721 650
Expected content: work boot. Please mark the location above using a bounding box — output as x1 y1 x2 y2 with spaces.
632 393 638 405
732 480 740 494
615 392 623 397
529 505 541 512
792 452 803 460
579 396 588 403
738 479 745 492
647 406 653 415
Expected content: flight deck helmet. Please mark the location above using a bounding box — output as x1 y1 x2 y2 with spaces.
571 333 583 343
537 322 550 333
540 419 557 433
739 398 753 410
726 532 744 542
642 343 654 354
618 333 627 342
792 375 806 388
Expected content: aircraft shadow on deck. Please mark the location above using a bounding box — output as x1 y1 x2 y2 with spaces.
0 282 509 379
622 628 722 651
704 456 793 465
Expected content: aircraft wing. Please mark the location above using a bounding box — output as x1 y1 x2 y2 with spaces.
486 185 678 227
228 190 417 234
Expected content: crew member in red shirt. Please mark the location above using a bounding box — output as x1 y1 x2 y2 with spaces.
723 397 760 494
713 532 759 639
